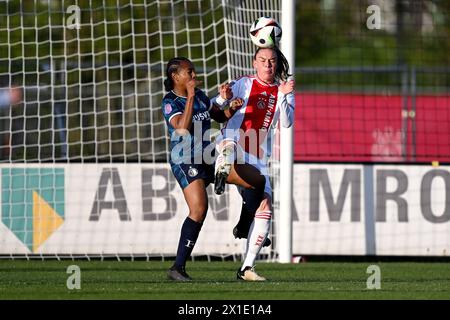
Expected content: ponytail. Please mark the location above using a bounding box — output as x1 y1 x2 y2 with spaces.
274 47 291 82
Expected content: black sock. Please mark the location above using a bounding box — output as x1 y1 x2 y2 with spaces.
174 217 203 269
241 187 264 214
236 187 264 235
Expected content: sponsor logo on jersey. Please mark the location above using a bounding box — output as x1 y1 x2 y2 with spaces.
262 93 277 130
192 111 210 121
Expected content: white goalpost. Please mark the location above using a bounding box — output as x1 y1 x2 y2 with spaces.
0 0 295 261
279 0 295 263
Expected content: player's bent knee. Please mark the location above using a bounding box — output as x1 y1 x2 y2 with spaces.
256 196 272 214
255 209 272 220
189 205 208 222
253 174 265 192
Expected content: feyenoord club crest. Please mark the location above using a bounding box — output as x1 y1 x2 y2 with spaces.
188 167 198 177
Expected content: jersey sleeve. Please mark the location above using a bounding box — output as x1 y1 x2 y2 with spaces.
229 77 244 100
278 91 295 128
218 78 247 144
161 98 183 126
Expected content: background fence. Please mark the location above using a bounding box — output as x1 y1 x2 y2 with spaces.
0 0 449 258
1 0 448 164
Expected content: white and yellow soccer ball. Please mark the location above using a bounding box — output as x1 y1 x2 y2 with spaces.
249 16 282 48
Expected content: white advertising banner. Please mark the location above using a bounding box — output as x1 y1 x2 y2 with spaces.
0 164 245 255
292 164 450 256
1 163 449 256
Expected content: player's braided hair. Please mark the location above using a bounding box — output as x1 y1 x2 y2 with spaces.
164 57 191 91
254 47 292 82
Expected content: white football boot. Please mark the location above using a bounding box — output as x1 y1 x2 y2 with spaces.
214 144 234 195
236 266 267 281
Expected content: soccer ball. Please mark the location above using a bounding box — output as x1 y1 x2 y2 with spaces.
249 16 282 48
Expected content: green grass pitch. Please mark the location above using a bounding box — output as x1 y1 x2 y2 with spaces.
0 260 449 300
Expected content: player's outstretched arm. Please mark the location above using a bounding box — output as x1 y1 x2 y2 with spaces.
210 98 243 123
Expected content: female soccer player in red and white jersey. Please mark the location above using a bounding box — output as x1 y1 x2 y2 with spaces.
213 46 295 281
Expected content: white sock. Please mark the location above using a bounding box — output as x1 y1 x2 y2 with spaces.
241 212 271 271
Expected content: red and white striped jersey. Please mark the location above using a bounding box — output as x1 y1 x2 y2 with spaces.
219 75 295 161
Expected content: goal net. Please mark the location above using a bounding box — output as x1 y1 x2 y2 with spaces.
0 0 283 260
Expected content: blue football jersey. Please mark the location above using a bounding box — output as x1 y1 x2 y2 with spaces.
162 89 213 165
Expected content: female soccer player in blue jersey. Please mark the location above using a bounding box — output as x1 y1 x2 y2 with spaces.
161 57 241 281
